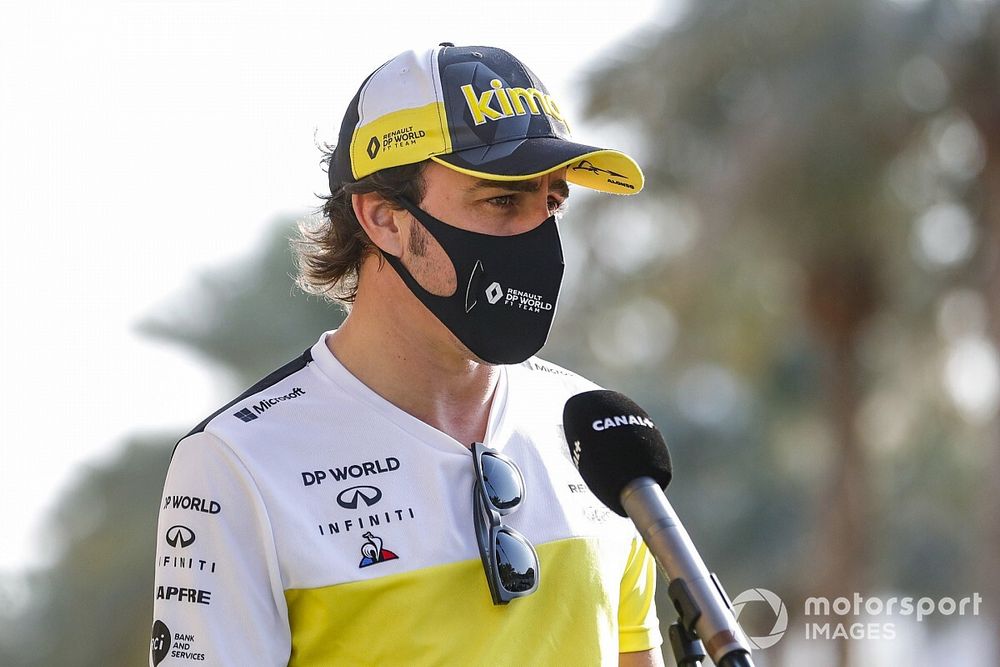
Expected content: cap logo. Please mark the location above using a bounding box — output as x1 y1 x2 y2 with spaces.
461 79 565 126
366 136 381 159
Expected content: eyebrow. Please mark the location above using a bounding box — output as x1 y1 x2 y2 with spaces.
470 177 571 199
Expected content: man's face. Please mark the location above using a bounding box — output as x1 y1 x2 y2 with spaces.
400 161 569 297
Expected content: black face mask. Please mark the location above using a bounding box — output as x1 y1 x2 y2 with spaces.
381 196 565 365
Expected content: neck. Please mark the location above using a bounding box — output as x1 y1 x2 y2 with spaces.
327 262 499 448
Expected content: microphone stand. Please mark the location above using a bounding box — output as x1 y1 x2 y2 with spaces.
668 618 706 666
623 478 756 666
666 577 754 666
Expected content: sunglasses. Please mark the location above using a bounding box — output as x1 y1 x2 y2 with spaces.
472 442 540 605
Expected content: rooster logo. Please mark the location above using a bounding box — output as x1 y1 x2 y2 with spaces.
359 531 399 568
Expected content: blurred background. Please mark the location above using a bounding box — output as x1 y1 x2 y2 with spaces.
1 0 998 665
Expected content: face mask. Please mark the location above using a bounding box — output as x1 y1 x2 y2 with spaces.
380 196 565 365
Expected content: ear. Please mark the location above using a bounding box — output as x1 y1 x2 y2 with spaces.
352 192 405 257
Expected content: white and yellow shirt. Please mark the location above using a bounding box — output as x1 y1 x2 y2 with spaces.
150 331 661 666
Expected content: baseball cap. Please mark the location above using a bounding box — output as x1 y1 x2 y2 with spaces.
328 43 643 196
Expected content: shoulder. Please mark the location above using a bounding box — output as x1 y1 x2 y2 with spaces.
512 356 603 396
184 347 316 437
511 357 601 392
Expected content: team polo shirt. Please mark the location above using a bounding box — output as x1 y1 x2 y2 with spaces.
150 331 662 666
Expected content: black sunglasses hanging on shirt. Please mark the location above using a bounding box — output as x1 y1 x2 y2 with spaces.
471 442 539 605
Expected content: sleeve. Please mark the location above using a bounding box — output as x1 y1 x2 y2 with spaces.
150 431 291 667
618 535 664 654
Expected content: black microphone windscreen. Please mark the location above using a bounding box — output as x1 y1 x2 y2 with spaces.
563 389 673 516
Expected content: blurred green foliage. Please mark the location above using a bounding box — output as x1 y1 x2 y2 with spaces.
0 222 344 667
139 223 346 388
0 436 172 666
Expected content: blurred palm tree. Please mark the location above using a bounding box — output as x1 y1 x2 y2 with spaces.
948 0 1000 634
0 436 173 667
139 223 345 387
0 220 344 667
576 0 999 663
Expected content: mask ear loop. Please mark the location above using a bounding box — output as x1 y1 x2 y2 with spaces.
377 196 463 302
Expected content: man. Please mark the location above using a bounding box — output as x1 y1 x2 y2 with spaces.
151 44 663 666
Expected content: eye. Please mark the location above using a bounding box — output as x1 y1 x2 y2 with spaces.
548 196 567 215
487 194 517 209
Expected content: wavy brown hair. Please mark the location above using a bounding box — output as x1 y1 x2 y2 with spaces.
294 147 427 306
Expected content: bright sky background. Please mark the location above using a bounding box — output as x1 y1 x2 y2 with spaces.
0 1 675 574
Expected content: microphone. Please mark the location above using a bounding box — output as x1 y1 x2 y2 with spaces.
563 390 754 667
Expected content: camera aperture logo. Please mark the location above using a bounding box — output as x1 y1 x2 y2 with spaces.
732 588 789 649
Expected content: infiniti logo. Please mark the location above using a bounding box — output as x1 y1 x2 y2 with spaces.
337 485 383 510
165 525 196 549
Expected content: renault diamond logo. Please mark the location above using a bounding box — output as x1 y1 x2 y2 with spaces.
336 485 383 510
165 525 196 549
367 136 380 159
486 282 503 304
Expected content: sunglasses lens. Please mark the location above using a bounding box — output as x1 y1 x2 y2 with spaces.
481 453 524 511
494 530 538 594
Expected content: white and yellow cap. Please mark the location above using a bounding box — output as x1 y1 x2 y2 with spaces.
328 44 643 195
